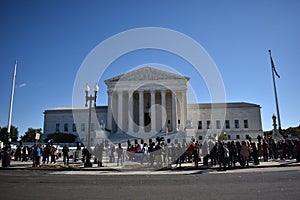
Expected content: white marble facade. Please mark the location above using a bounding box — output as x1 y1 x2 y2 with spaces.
104 67 189 134
43 67 263 145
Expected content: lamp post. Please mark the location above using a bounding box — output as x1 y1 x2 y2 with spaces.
84 83 98 167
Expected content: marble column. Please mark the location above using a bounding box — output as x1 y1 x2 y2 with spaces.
117 91 123 132
138 90 144 133
128 90 134 133
150 89 156 132
161 89 166 132
183 90 187 131
172 91 177 132
180 90 187 131
107 91 112 132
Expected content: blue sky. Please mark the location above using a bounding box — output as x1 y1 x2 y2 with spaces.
0 0 299 136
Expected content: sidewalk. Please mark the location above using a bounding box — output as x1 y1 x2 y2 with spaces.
1 157 300 171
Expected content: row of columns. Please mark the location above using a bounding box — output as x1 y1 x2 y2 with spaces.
107 89 187 134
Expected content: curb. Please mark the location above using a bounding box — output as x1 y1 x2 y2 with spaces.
1 161 299 172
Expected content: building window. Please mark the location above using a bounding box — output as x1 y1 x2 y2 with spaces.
168 120 170 124
64 123 68 132
244 120 249 129
234 120 239 129
228 135 231 140
73 123 77 132
55 123 60 132
198 135 203 140
236 135 240 140
81 123 85 132
216 120 221 129
207 120 211 129
198 121 202 129
178 120 180 124
225 120 230 129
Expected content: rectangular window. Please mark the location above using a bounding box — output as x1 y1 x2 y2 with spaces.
198 135 203 140
64 123 68 132
178 120 180 124
228 135 231 140
81 123 85 132
236 135 240 140
234 120 239 129
207 120 211 129
55 123 60 132
216 120 221 129
73 123 77 132
198 121 202 129
244 120 249 129
225 120 230 129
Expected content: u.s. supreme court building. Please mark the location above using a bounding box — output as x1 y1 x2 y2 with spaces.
43 67 263 145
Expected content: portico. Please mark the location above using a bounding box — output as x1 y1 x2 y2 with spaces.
104 67 189 134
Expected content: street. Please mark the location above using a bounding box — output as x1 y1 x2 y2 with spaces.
0 166 299 200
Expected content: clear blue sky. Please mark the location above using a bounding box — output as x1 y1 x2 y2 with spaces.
0 0 299 136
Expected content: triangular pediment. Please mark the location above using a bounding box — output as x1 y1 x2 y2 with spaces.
105 67 189 84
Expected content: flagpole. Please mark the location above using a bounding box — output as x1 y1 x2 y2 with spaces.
268 50 281 132
7 60 17 142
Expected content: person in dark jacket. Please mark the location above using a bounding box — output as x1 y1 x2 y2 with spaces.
62 144 69 165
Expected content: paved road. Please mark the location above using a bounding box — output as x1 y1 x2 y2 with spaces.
0 166 299 200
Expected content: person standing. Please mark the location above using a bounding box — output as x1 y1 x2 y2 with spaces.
240 141 250 167
99 142 104 167
74 142 81 162
116 143 124 166
140 143 149 164
262 140 269 162
34 145 41 167
62 144 69 165
50 146 57 164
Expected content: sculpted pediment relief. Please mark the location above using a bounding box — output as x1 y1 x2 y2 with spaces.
105 67 189 84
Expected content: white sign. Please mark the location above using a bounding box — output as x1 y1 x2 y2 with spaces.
35 133 40 140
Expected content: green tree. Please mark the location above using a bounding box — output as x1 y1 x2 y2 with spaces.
218 132 229 141
0 125 19 142
263 126 300 136
45 133 77 143
21 128 43 142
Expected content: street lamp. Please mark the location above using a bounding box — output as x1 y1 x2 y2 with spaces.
84 83 98 167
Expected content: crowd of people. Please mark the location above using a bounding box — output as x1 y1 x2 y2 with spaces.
2 135 300 169
202 136 300 170
5 143 66 167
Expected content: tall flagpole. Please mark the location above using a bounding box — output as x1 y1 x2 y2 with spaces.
268 50 281 132
7 60 17 142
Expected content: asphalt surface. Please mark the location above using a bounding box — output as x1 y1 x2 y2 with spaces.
0 166 299 200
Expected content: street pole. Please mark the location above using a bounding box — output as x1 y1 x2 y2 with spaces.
7 60 17 142
87 94 92 151
268 50 282 133
2 61 17 168
84 83 98 167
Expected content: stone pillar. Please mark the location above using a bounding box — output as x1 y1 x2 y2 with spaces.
117 91 123 132
107 91 112 131
183 90 187 131
128 90 134 133
150 89 156 133
172 91 177 132
180 90 187 132
161 89 166 132
138 90 144 133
